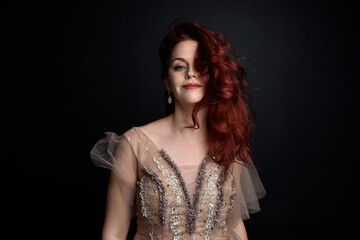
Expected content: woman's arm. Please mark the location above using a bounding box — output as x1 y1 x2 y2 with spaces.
101 171 133 240
233 220 248 240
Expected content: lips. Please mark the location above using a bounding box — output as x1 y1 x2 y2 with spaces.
183 83 201 89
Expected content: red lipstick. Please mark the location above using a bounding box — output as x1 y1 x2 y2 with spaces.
183 83 201 89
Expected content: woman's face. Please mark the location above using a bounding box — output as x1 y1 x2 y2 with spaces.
166 39 206 107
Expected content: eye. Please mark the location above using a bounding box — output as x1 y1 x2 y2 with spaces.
174 65 186 71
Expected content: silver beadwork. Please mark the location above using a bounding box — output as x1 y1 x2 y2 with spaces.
204 196 217 240
144 167 168 225
133 127 246 239
152 155 185 237
214 168 231 224
227 190 236 217
139 176 149 218
160 150 192 209
160 149 211 234
139 175 154 239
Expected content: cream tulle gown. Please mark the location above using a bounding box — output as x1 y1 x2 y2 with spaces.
90 127 266 240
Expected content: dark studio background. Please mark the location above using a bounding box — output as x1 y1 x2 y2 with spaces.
3 0 358 239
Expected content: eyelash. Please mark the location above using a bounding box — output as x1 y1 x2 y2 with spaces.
174 65 186 71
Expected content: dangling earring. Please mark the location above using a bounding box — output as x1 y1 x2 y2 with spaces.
167 91 172 104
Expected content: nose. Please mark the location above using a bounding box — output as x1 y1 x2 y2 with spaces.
185 69 196 79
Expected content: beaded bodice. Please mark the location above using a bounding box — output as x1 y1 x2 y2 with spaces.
90 127 266 240
128 127 237 239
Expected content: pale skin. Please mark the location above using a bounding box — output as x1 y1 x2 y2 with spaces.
102 40 248 240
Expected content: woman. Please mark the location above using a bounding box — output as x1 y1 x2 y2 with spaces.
90 20 266 240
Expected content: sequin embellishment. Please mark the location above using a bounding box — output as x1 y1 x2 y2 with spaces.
204 195 217 240
132 127 245 239
227 189 236 217
144 167 168 224
153 155 185 239
160 149 211 234
139 175 154 240
201 163 219 207
200 163 219 239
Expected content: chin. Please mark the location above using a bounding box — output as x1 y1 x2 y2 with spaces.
175 93 205 106
181 98 204 105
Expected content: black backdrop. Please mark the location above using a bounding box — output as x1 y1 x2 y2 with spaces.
4 0 358 239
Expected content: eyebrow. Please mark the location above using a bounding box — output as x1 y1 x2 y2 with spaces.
171 57 189 65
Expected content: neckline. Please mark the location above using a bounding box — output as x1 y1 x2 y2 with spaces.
133 126 223 233
133 125 213 191
133 126 210 166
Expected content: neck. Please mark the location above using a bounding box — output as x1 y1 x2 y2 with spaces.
169 103 208 143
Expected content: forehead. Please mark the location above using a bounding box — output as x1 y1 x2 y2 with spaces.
170 40 198 61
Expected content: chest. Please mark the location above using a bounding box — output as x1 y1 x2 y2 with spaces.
135 149 236 239
155 138 208 166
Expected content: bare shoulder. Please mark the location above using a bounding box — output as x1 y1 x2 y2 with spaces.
138 115 172 139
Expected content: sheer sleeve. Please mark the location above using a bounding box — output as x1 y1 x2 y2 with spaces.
90 131 137 206
228 157 266 228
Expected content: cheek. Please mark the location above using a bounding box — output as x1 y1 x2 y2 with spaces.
167 73 184 88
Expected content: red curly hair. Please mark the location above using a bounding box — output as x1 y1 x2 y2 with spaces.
159 20 256 170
